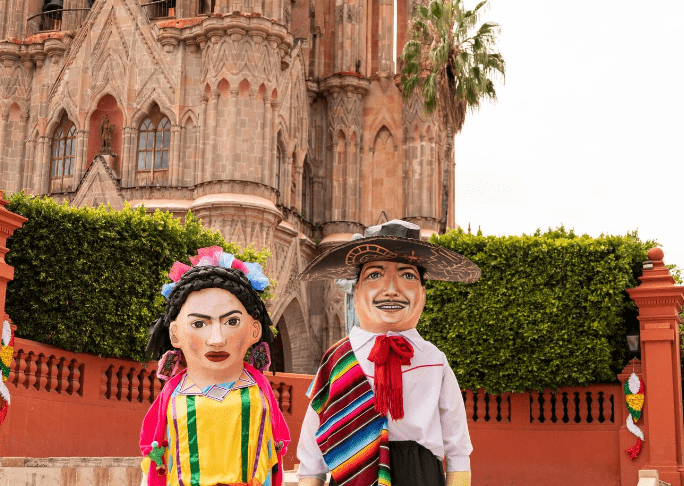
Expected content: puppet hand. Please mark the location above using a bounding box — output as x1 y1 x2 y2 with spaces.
446 471 471 486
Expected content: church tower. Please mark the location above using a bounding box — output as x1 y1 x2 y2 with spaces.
0 0 453 373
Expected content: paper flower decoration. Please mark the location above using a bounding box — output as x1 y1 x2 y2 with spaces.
161 247 270 298
624 372 645 459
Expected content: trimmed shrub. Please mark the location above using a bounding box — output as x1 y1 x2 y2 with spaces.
5 193 271 362
420 227 653 394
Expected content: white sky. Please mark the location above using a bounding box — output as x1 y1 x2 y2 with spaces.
453 0 684 270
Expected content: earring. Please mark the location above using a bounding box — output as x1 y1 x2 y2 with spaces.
248 342 271 373
157 349 181 380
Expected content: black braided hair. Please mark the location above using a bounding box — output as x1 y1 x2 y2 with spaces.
146 265 274 360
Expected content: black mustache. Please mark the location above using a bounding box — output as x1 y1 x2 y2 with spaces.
373 300 410 306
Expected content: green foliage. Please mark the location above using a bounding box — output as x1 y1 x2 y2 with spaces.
400 0 505 132
4 192 272 362
419 227 654 393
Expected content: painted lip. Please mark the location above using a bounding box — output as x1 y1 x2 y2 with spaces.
374 300 409 312
205 351 230 362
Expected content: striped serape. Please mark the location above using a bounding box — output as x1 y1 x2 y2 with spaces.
309 337 391 486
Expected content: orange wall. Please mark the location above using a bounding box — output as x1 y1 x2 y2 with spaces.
1 338 646 485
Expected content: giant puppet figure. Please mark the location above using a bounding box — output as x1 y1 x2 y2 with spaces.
296 220 480 486
140 247 290 486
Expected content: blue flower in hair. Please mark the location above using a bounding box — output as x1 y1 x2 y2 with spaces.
244 262 270 291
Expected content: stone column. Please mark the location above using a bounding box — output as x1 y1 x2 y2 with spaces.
343 139 351 219
249 89 260 178
0 110 9 176
229 88 239 177
22 138 34 192
34 136 50 194
171 125 182 186
312 175 324 223
354 140 361 221
262 96 272 185
270 100 280 187
205 90 220 182
625 247 684 486
331 141 341 220
16 112 28 191
283 154 293 208
197 94 208 185
294 163 303 212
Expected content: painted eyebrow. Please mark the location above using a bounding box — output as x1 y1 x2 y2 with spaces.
187 310 243 320
362 265 386 273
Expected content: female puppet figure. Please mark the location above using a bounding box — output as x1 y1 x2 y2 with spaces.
140 247 290 486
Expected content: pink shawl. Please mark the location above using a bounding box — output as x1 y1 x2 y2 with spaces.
140 363 290 486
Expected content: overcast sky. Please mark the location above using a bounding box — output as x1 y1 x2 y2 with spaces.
453 0 684 271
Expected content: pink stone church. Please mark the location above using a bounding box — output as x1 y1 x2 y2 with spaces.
0 0 454 373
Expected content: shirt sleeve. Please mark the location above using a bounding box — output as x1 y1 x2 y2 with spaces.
296 405 329 481
439 354 473 472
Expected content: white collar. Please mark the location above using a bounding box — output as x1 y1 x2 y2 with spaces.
349 326 425 353
177 370 256 402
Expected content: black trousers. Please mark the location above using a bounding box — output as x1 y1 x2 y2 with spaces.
329 440 446 486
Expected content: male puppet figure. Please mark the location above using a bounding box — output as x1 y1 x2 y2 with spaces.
296 220 481 486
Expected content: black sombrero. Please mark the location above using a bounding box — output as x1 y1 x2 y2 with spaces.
298 220 481 283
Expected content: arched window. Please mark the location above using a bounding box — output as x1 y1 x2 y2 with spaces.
50 116 76 183
137 107 170 175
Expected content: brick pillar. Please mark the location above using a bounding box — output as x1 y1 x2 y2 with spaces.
0 195 27 414
626 247 684 486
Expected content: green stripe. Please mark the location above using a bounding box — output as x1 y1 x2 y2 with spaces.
240 387 251 482
186 395 201 486
330 351 357 382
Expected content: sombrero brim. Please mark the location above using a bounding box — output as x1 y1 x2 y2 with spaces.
298 236 481 283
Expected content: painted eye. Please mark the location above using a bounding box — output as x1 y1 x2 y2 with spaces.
368 271 382 279
190 320 205 329
403 272 417 280
226 317 240 327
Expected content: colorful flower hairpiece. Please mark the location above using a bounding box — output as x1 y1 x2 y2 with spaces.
161 246 270 298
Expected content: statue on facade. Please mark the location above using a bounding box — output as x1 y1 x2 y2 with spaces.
296 220 480 486
140 246 290 486
99 115 114 154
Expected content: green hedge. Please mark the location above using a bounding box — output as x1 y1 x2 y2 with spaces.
4 193 271 362
419 227 652 394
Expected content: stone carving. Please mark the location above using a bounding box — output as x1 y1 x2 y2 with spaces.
99 115 114 154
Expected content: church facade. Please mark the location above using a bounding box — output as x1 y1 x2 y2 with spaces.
0 0 454 373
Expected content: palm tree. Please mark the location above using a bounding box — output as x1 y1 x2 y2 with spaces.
400 0 505 232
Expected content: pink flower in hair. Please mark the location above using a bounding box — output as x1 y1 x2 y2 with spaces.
168 262 192 282
231 258 249 275
189 246 223 266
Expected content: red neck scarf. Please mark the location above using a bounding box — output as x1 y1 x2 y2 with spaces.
367 334 414 419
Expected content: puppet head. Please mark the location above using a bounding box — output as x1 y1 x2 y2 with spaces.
299 220 481 334
146 248 273 386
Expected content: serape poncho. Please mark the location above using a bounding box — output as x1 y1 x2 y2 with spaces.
309 337 390 486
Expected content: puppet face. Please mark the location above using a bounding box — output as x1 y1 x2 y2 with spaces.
353 261 426 334
169 287 262 386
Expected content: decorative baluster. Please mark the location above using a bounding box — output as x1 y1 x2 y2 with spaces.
101 366 111 399
483 393 491 422
57 357 68 393
573 391 583 423
546 391 557 423
476 389 486 422
597 391 605 423
26 352 37 389
129 367 140 402
503 393 511 422
47 355 58 392
281 385 291 414
37 354 49 391
8 349 21 386
71 362 82 396
464 390 474 422
530 391 540 423
585 391 593 423
140 370 151 403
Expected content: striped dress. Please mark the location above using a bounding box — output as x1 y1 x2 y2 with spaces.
143 373 278 486
309 337 391 486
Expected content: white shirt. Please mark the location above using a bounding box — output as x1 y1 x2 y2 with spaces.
297 327 472 480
